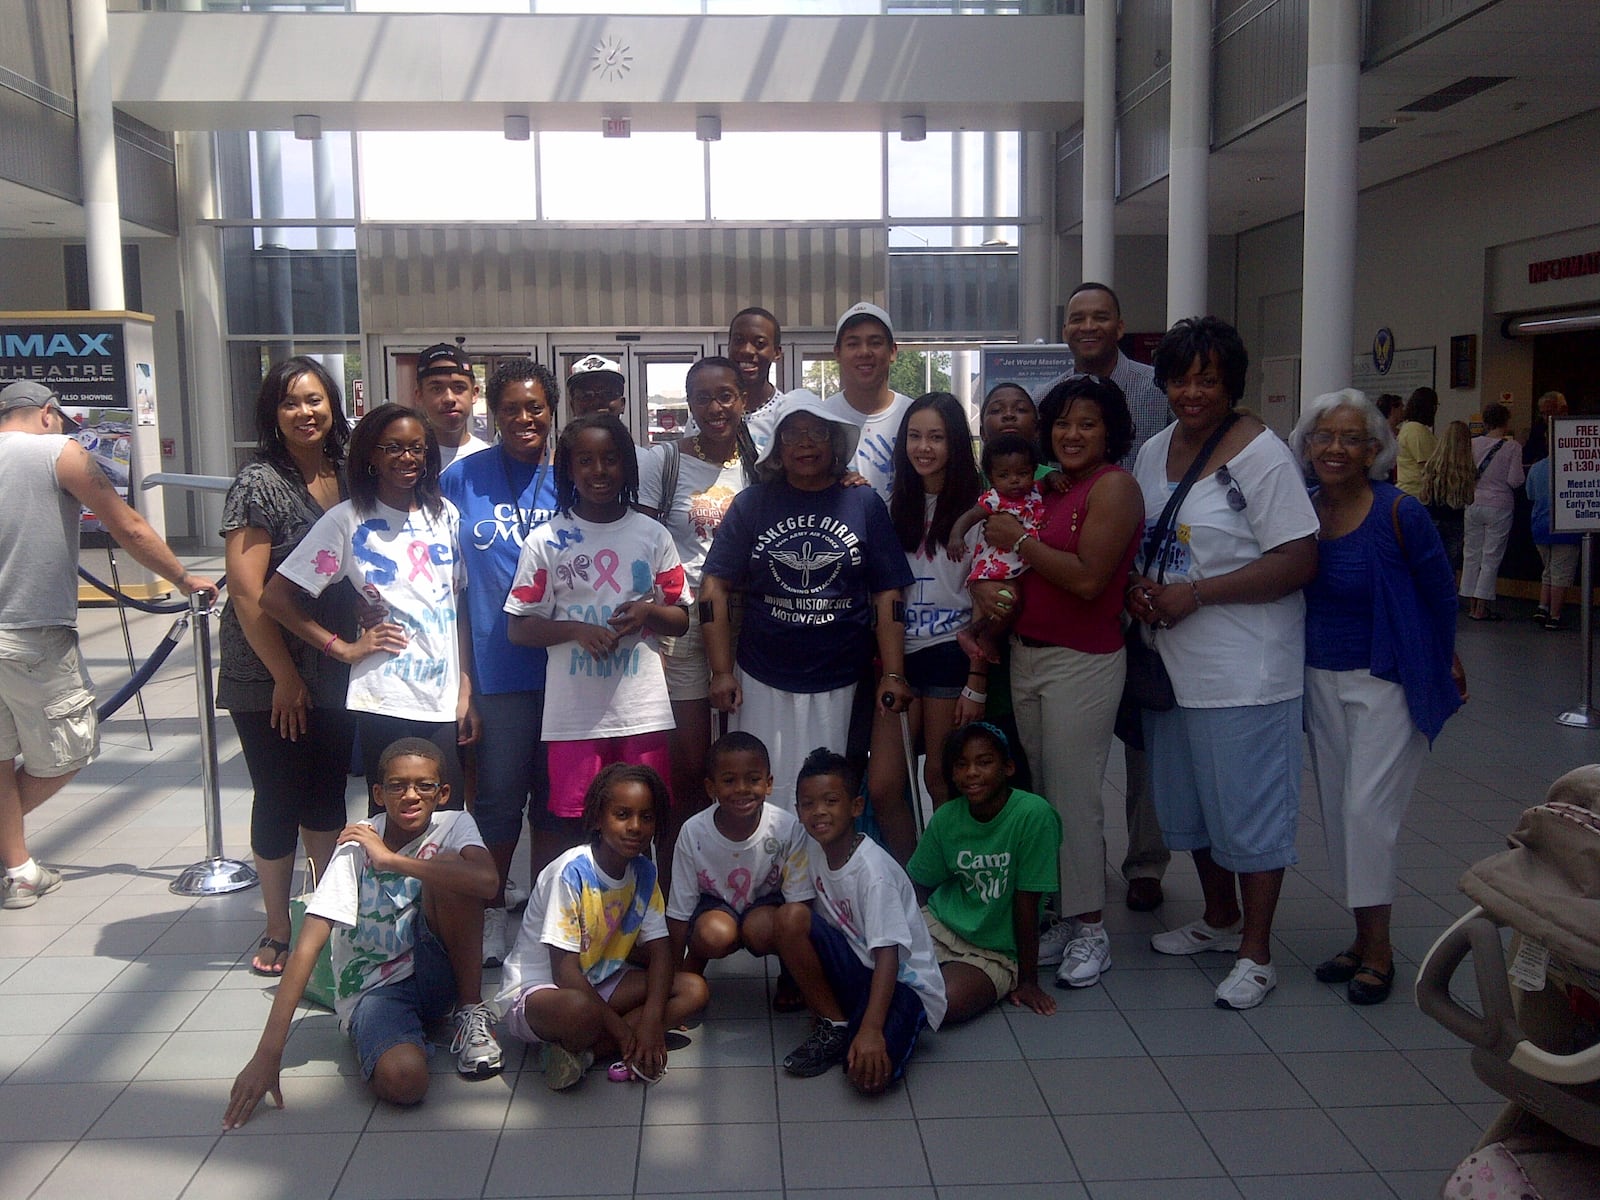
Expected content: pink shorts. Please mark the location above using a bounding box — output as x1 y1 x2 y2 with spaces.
502 967 634 1043
545 731 672 819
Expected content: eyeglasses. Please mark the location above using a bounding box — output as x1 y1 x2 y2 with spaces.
778 425 831 447
691 388 742 408
381 780 441 798
376 443 428 459
1216 465 1247 511
1308 430 1374 449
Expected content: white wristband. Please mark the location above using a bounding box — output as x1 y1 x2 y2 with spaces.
960 686 988 704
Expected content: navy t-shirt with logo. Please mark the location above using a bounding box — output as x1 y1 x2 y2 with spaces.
702 480 913 694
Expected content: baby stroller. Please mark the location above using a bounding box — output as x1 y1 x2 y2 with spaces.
1416 764 1600 1197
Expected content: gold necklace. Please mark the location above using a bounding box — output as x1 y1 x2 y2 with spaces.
691 435 740 468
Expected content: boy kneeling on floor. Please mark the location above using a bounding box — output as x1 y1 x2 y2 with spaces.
774 748 947 1094
223 738 502 1129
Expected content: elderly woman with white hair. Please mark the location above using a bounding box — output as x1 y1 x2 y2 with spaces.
1289 389 1466 1005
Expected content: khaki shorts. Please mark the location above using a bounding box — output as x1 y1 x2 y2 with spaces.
661 593 743 703
922 906 1018 999
0 625 98 777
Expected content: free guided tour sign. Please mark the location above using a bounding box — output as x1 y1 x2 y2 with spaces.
1551 415 1600 534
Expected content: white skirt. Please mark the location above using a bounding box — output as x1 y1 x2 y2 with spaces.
733 672 855 812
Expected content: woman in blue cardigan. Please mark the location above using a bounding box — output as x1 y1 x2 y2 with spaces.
1290 390 1466 1005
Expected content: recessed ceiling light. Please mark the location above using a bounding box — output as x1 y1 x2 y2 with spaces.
1381 115 1415 126
1247 175 1276 183
30 220 56 226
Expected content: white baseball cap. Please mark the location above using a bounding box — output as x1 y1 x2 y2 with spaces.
834 302 894 343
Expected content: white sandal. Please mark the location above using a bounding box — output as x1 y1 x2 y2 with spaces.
1214 957 1277 1010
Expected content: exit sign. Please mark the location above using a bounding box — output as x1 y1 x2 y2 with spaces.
602 117 631 139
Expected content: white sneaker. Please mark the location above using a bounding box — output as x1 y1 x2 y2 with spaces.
1150 917 1244 957
1036 919 1075 967
1055 925 1111 989
450 1002 504 1077
1214 957 1277 1010
503 876 529 911
482 906 508 969
544 1044 593 1091
2 864 62 910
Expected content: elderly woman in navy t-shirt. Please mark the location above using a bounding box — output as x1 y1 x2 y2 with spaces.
699 394 914 813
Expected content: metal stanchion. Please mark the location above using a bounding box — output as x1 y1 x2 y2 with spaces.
171 590 258 896
1557 532 1599 730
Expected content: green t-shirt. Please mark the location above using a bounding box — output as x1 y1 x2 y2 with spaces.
907 788 1061 959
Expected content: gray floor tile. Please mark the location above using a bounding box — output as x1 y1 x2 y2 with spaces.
1154 1053 1315 1112
1058 1111 1220 1181
59 988 207 1034
138 1029 270 1080
1122 1007 1271 1057
1007 1008 1144 1059
1032 1055 1183 1114
362 1068 515 1131
787 1189 935 1200
776 1063 914 1120
1357 996 1474 1051
906 1058 1046 1118
1235 1173 1393 1199
700 975 776 1020
334 1130 498 1199
658 1018 773 1068
1240 1005 1393 1054
780 1118 929 1190
0 993 92 1038
1191 1108 1367 1176
923 1114 1076 1185
1088 1180 1243 1199
0 1140 72 1196
9 1031 170 1084
484 1125 637 1197
641 1065 777 1125
182 1130 360 1200
1281 1049 1450 1107
502 1063 646 1129
32 1135 215 1200
915 1007 1024 1060
939 1187 1089 1200
637 1121 781 1193
100 955 242 993
1325 1104 1484 1171
1101 965 1225 1010
0 1081 123 1142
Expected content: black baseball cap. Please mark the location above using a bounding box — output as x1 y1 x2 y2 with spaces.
415 343 474 381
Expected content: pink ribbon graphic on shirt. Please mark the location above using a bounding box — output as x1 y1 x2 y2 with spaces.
727 867 752 910
592 549 622 593
406 541 435 583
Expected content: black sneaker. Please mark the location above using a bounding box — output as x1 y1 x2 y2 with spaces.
782 1018 850 1077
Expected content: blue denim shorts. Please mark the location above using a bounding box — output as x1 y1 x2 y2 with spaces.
346 913 458 1079
1143 697 1302 874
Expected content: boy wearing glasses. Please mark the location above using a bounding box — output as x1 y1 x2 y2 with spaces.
223 738 502 1129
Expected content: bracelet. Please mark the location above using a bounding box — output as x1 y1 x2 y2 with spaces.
1189 580 1203 609
967 670 989 680
1014 533 1031 553
960 686 988 704
321 634 339 657
885 672 908 686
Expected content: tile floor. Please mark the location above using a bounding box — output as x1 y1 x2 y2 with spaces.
2 555 1595 1199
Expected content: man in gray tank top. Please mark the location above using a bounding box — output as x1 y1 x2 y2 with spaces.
0 381 216 909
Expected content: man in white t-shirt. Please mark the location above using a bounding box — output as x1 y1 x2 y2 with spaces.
413 343 489 470
821 302 912 502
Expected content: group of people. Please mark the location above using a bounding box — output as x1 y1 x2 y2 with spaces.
0 285 1474 1115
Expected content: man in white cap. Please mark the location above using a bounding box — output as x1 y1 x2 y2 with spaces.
413 343 489 470
565 355 627 420
0 381 216 908
747 302 910 503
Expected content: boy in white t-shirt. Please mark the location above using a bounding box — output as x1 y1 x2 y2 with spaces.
223 739 502 1129
773 749 947 1094
666 732 813 1004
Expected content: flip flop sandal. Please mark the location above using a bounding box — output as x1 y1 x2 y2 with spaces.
250 936 291 977
607 1061 666 1084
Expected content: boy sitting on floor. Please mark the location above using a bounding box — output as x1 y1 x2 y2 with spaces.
774 748 947 1094
223 738 501 1129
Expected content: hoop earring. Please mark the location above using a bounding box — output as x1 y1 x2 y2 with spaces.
366 464 378 477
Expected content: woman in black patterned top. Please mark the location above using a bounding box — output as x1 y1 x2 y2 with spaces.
218 357 356 976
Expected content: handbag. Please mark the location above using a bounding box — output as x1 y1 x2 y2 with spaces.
287 855 338 1010
1119 413 1242 718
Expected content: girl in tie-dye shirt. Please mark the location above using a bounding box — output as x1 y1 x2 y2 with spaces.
494 764 709 1088
269 403 475 805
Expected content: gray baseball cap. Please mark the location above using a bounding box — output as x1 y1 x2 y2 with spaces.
0 381 81 431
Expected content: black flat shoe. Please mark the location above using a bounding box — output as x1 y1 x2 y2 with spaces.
1347 963 1395 1005
1313 949 1361 983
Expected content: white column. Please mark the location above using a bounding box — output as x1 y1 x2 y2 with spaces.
312 134 346 392
1166 0 1212 325
70 0 124 310
177 131 232 547
982 131 1004 246
1082 0 1117 285
1018 130 1054 345
1299 0 1361 402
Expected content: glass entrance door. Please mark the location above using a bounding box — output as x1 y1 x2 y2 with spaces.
553 341 709 444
